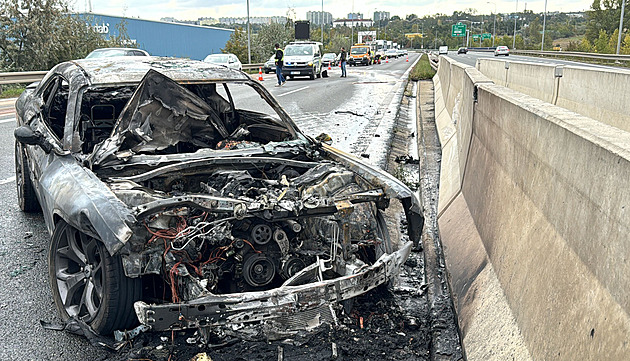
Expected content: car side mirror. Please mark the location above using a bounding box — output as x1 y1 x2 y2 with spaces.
315 133 333 145
14 125 53 153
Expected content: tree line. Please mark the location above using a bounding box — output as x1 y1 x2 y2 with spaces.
0 0 131 71
224 1 629 63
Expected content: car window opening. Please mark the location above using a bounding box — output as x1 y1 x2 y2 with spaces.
82 70 294 160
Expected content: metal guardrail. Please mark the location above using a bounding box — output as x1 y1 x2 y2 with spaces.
242 63 265 71
511 50 630 62
0 71 48 85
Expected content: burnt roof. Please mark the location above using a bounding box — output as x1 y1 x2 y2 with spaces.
67 57 250 86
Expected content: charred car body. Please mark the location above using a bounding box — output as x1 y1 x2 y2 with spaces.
14 58 423 338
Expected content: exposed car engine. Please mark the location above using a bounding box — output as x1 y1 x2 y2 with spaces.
115 161 391 304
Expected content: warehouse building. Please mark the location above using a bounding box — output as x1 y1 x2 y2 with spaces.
79 13 234 61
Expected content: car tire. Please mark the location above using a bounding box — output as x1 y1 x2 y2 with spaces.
49 220 141 335
15 142 40 213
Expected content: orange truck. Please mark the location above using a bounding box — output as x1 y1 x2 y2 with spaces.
348 43 373 66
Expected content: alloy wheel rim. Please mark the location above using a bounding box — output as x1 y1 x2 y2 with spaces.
55 226 104 321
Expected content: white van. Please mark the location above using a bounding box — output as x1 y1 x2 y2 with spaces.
438 46 448 55
282 41 325 80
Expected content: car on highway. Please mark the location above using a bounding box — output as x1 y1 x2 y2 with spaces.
282 41 325 79
494 46 510 56
203 53 243 70
263 55 276 74
438 46 448 55
322 52 337 67
457 47 468 54
13 57 422 338
85 48 150 58
385 49 399 59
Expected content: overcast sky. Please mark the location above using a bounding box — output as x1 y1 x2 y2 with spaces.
81 0 593 21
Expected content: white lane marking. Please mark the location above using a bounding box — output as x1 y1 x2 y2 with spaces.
0 117 15 124
277 86 309 97
0 176 15 185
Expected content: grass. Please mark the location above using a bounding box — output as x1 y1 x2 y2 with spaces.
0 86 25 99
409 54 436 81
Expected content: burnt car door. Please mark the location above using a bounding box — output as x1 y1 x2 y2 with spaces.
15 74 71 212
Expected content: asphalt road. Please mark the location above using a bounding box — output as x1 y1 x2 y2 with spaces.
446 50 626 70
0 53 419 361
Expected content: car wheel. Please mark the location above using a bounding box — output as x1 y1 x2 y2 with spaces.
49 220 141 335
15 142 40 212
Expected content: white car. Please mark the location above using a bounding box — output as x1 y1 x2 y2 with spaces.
86 48 150 58
438 46 448 55
494 46 510 56
385 49 399 59
203 53 243 70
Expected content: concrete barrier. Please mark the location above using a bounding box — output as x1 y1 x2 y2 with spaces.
556 65 630 132
477 58 630 132
434 56 630 360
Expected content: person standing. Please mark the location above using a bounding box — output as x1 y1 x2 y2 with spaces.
274 43 286 87
340 47 347 77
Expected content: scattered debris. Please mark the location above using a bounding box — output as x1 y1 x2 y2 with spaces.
335 110 365 117
113 324 150 342
395 155 419 165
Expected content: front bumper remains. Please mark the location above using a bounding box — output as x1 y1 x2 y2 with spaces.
282 66 314 77
134 242 412 333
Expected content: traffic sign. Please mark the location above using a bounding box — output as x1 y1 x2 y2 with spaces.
482 33 492 40
451 22 466 37
472 34 481 40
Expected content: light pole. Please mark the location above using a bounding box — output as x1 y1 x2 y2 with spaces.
513 0 518 49
541 0 547 50
487 1 497 47
350 0 355 47
321 0 324 45
246 0 251 64
616 0 626 55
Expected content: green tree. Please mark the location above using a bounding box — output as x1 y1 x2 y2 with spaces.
0 0 131 71
586 0 629 43
222 26 248 63
622 33 630 54
593 29 613 52
253 22 293 63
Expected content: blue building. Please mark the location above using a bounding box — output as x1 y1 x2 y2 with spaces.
79 13 234 61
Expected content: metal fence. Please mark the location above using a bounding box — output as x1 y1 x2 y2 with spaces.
511 50 630 63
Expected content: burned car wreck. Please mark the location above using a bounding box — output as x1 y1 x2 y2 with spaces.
14 58 423 339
